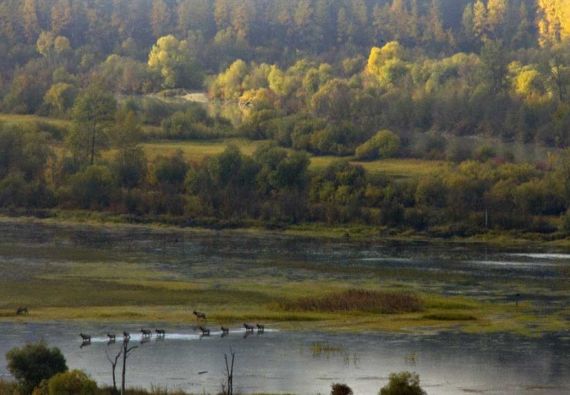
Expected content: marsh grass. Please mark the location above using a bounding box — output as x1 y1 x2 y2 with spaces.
422 313 477 321
281 289 423 314
310 342 344 355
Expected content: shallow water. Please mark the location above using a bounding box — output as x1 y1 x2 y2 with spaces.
0 322 569 394
0 221 569 394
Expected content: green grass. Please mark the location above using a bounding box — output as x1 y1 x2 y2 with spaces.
141 139 268 162
141 139 450 178
310 156 450 178
0 113 70 128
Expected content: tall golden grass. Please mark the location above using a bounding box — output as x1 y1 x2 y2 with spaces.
281 289 423 314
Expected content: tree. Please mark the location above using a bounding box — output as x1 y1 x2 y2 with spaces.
379 372 426 395
68 165 116 209
44 82 76 116
148 35 203 89
480 40 508 94
6 342 67 394
69 86 117 166
311 79 353 121
120 338 137 395
21 0 40 43
151 0 172 38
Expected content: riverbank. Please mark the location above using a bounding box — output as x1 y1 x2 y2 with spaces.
1 209 570 248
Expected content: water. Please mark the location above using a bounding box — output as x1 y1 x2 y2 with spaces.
0 221 569 394
0 323 568 394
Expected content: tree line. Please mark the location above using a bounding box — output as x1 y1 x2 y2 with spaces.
3 87 570 236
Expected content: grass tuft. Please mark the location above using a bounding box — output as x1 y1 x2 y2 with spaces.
422 313 477 321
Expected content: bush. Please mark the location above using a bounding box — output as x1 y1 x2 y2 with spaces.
6 342 67 394
379 372 426 395
47 370 97 395
355 129 400 160
331 383 353 395
67 165 116 209
560 209 570 233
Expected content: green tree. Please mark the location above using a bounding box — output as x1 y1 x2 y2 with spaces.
68 165 115 209
68 86 117 166
148 35 203 89
6 342 67 394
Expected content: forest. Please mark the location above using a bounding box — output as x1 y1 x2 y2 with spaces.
1 0 570 238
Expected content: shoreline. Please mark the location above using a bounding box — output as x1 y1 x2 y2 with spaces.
1 210 570 249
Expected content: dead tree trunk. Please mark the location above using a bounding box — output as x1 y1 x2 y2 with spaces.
105 347 123 394
120 339 137 395
224 348 236 395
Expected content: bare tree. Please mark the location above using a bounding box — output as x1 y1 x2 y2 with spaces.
105 347 123 394
222 347 236 395
121 339 138 395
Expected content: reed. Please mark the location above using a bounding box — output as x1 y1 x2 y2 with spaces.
281 289 423 314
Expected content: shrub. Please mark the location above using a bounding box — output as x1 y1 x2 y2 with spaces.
379 372 426 395
6 342 67 394
68 165 116 209
47 370 97 395
331 383 353 395
561 209 570 233
355 129 400 160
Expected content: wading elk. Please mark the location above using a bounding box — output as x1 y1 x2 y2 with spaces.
199 326 210 336
140 328 152 337
243 323 255 333
80 333 91 342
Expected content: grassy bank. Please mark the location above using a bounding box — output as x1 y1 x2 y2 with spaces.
0 231 567 336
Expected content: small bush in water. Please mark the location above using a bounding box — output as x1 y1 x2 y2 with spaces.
380 372 426 395
331 383 353 395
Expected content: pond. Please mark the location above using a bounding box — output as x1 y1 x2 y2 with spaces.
0 221 569 394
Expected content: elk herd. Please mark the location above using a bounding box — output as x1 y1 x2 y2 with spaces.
79 310 266 346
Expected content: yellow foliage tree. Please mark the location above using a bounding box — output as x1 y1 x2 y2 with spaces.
538 0 570 45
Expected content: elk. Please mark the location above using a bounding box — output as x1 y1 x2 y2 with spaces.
199 326 210 336
80 333 91 342
155 329 166 336
16 307 28 315
256 324 265 333
221 326 230 335
243 323 255 332
140 328 152 337
193 310 207 320
107 333 116 342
